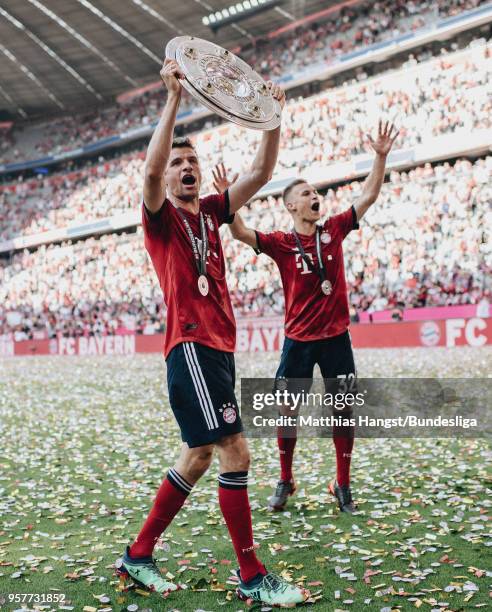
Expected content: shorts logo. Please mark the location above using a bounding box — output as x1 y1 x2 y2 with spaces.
321 232 331 244
276 377 288 391
222 402 237 423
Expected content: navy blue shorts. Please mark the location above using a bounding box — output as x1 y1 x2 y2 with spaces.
166 342 242 447
275 330 356 395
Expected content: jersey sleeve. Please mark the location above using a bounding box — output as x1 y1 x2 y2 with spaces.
326 205 359 240
141 199 171 239
255 230 283 260
200 190 234 226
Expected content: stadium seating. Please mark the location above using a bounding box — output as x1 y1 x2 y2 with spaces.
1 2 489 340
242 0 487 79
0 0 487 165
0 39 490 241
1 157 490 339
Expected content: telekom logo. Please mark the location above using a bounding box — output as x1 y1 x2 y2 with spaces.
294 250 313 275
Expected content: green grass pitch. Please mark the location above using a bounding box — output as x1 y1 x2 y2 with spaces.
0 347 491 611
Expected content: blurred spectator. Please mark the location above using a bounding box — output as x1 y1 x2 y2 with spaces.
243 0 487 80
226 157 491 317
0 0 487 165
1 156 490 338
0 39 490 241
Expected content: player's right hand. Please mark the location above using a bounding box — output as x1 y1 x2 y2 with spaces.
160 59 184 95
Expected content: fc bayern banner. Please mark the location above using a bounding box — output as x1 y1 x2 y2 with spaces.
1 317 490 358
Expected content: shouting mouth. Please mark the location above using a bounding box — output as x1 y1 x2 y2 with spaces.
182 174 196 186
311 201 320 212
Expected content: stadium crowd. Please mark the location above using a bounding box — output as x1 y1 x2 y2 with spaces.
243 0 488 80
1 40 490 241
226 157 491 316
0 89 198 166
1 157 490 340
0 0 487 165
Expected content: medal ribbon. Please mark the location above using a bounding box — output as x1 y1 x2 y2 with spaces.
293 226 326 283
175 207 208 277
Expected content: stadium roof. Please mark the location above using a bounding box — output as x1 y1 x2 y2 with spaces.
0 0 343 120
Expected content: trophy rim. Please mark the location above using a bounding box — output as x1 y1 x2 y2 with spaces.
165 36 282 131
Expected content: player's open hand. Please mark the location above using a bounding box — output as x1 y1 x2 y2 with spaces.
212 163 239 194
160 58 184 95
367 120 399 157
267 81 286 110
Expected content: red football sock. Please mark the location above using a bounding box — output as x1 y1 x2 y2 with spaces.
129 468 192 558
332 423 354 487
218 472 266 583
278 432 297 482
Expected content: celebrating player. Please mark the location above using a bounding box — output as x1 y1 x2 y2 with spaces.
217 120 399 513
115 58 309 607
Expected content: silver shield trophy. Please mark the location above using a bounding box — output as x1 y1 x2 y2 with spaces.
165 36 282 130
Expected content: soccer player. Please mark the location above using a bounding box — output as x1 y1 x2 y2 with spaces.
115 58 309 607
218 120 399 513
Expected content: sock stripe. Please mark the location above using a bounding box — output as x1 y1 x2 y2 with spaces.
218 481 247 489
219 478 248 486
170 469 193 492
168 468 192 495
219 472 248 490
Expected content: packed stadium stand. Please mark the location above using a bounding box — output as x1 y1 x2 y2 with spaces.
1 40 491 240
2 154 490 340
0 0 489 165
1 0 491 340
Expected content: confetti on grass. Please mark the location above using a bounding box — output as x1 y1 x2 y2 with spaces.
0 348 490 610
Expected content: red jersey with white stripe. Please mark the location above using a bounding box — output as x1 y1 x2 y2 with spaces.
256 207 359 342
142 192 235 358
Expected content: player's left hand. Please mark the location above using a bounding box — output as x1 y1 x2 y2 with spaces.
212 163 239 194
367 120 399 157
267 81 286 110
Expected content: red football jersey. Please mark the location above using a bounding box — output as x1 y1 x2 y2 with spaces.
256 206 359 341
142 192 236 357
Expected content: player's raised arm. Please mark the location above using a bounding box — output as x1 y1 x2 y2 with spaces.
229 213 259 249
354 120 399 222
212 163 258 249
143 59 184 213
227 83 285 214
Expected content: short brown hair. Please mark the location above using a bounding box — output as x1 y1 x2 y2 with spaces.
172 136 195 150
282 179 307 204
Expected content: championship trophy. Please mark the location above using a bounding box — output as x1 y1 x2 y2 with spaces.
165 36 282 130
